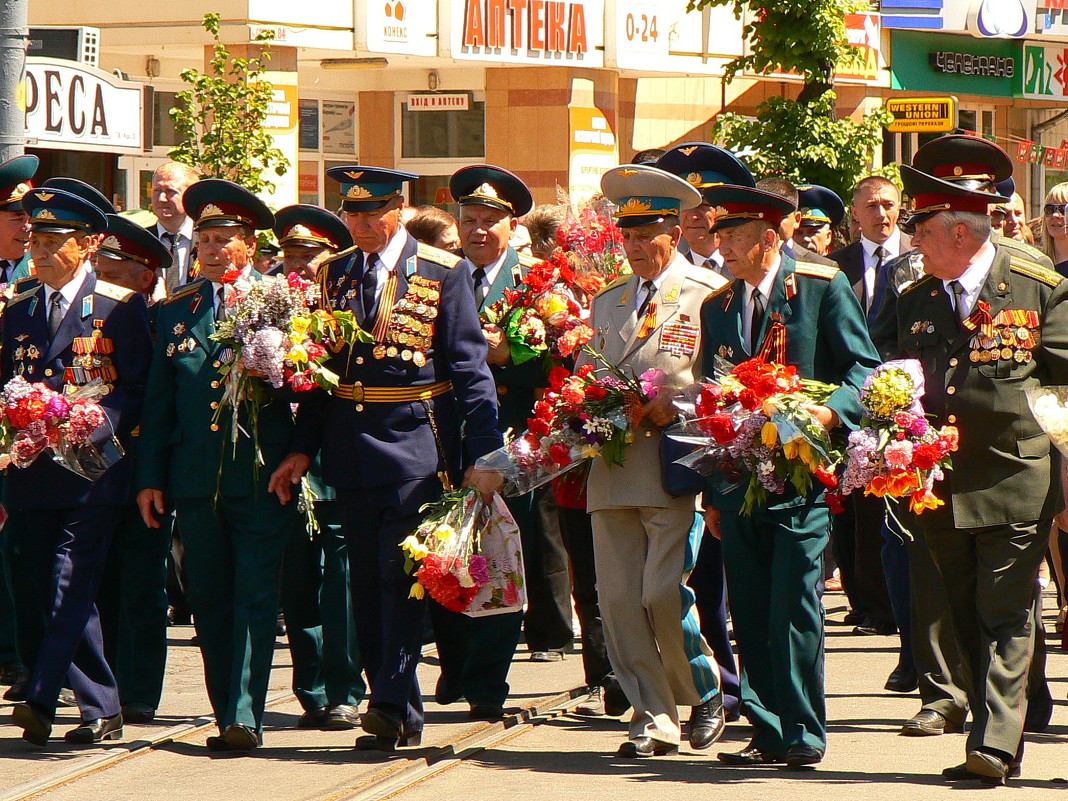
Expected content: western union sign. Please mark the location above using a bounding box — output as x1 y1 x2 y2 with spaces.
886 97 957 133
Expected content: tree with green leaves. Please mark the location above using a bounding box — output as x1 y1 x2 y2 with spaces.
689 0 894 199
169 13 289 195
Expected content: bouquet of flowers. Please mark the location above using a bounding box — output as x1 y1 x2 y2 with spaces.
666 357 840 515
837 360 958 520
0 376 123 480
554 199 627 296
481 251 595 367
401 487 525 616
212 270 371 455
476 352 664 496
1025 385 1068 456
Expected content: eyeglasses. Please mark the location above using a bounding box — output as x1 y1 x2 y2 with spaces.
1044 203 1068 216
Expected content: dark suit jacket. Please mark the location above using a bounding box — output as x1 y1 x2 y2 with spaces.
876 244 1068 529
2 272 152 509
830 233 913 304
783 240 836 267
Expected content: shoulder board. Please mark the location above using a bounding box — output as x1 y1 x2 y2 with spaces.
705 281 733 301
683 264 729 292
320 244 359 267
595 274 630 299
417 242 461 269
517 251 541 269
900 274 935 297
13 276 39 291
1002 239 1046 261
794 261 840 280
1010 259 1063 288
7 285 39 306
95 280 136 302
164 279 207 305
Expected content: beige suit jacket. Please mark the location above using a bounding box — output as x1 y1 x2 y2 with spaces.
582 254 728 512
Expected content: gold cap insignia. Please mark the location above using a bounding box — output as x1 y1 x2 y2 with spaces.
343 171 365 180
11 182 31 201
35 191 55 202
36 209 57 220
345 185 372 199
102 235 121 249
619 169 639 177
678 146 699 157
288 224 313 238
201 203 225 217
953 166 963 175
686 172 703 186
618 197 652 214
472 182 500 199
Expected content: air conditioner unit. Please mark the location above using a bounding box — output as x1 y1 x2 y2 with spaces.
27 27 100 68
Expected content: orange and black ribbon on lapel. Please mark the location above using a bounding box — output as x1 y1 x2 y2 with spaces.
757 315 787 363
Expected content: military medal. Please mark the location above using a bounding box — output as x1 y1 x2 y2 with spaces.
401 349 412 361
373 344 387 359
413 352 427 367
166 343 176 356
387 346 398 358
173 322 186 336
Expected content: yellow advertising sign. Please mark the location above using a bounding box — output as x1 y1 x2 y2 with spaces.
886 96 958 133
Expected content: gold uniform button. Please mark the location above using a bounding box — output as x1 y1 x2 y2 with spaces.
947 386 956 395
949 358 958 367
354 403 364 412
210 401 219 410
213 361 221 368
355 356 365 365
644 430 652 438
948 414 957 423
211 380 220 389
44 368 53 377
210 423 220 431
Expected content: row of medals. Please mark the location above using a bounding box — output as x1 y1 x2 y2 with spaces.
968 325 1036 364
371 280 440 368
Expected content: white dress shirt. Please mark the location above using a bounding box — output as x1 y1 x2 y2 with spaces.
861 228 902 302
44 264 90 321
943 239 995 318
364 224 409 305
157 218 195 282
743 255 781 352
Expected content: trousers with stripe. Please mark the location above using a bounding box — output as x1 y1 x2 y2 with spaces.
592 507 719 745
719 502 830 754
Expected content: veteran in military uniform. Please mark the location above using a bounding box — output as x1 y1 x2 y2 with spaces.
700 185 880 767
873 152 1068 784
5 188 152 747
269 167 502 750
578 164 727 758
0 155 37 285
271 205 363 731
795 184 845 258
136 180 297 752
439 165 569 716
91 216 173 724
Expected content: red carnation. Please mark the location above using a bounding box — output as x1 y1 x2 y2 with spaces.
549 443 572 466
912 442 942 470
548 366 570 391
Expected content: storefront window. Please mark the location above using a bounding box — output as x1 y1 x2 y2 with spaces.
401 101 485 160
299 100 320 151
321 101 356 155
153 91 182 148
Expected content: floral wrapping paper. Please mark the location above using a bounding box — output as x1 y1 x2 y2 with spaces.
465 494 526 618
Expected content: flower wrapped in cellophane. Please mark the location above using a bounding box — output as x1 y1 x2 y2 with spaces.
836 360 958 522
553 195 628 296
665 357 840 515
211 270 371 456
480 251 595 367
401 486 525 616
475 351 665 496
0 376 124 480
1025 385 1068 457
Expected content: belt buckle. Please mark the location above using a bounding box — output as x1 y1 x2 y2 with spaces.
351 384 364 403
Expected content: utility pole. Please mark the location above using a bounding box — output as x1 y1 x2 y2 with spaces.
0 0 28 162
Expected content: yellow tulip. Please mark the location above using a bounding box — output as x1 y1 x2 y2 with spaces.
287 344 308 363
408 582 426 600
761 421 779 448
433 523 455 542
783 440 799 460
400 535 429 561
291 316 310 335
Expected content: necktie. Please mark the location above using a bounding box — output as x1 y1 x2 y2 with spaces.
949 279 967 324
749 287 765 353
636 279 657 319
362 254 379 319
472 266 487 305
214 285 227 323
162 232 180 292
865 245 885 313
47 291 64 338
868 251 889 327
0 260 10 284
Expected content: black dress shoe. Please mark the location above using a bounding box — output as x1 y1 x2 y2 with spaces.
852 618 897 636
0 662 23 685
434 674 464 705
12 703 53 747
359 705 421 750
965 750 1013 785
296 706 330 729
468 703 504 721
717 744 786 765
884 665 919 693
785 743 824 767
900 708 963 736
221 723 261 751
65 713 124 744
687 696 726 750
842 610 867 625
121 703 156 724
943 760 1022 781
616 737 678 758
3 673 29 702
603 677 631 717
323 704 360 730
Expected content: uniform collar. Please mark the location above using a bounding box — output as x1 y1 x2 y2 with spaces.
44 263 89 307
372 224 408 274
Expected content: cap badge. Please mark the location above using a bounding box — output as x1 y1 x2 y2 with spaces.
473 182 500 199
685 172 703 186
619 169 639 177
678 146 699 156
288 224 313 238
102 235 121 249
36 209 57 220
619 197 652 214
34 191 54 202
201 203 224 217
345 185 372 199
343 171 364 180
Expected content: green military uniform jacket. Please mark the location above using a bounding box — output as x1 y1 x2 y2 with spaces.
137 277 295 499
701 253 881 512
875 243 1068 529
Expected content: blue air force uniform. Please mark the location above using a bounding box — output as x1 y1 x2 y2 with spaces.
4 188 151 742
290 167 501 747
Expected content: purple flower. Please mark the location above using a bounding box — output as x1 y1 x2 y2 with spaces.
468 554 490 586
